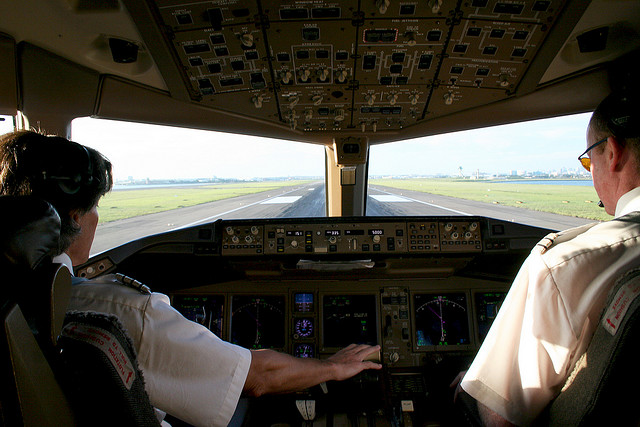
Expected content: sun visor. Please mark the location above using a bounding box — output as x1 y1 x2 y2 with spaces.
0 33 18 116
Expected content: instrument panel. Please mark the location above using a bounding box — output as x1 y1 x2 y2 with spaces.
136 0 568 133
77 214 546 424
171 278 508 367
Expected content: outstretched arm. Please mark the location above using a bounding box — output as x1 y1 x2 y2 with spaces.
243 344 382 397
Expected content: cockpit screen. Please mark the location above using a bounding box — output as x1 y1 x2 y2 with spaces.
414 293 470 347
231 295 285 349
173 295 224 337
475 292 507 343
294 292 314 313
322 294 377 348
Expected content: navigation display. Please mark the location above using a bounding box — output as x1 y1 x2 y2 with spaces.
173 295 224 337
231 295 285 349
475 291 507 343
414 293 470 347
322 294 377 348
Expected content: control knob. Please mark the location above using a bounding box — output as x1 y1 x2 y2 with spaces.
372 234 381 244
299 68 311 83
376 0 390 14
404 31 417 46
389 352 400 363
239 33 254 48
444 91 454 105
231 235 240 244
429 0 443 13
317 68 329 82
280 70 292 85
251 94 263 109
304 109 313 122
365 94 375 106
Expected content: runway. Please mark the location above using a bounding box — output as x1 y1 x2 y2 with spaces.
91 182 595 255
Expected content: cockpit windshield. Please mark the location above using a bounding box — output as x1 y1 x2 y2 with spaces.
70 112 603 255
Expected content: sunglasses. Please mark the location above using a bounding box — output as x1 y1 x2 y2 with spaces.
578 137 608 172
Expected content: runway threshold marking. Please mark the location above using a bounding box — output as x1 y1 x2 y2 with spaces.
369 188 471 215
178 187 305 228
370 195 411 203
261 196 302 204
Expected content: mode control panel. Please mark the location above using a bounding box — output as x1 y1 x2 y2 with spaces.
220 219 482 256
264 222 406 255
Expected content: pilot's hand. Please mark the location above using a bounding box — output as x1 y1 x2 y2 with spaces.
326 344 382 381
450 370 467 402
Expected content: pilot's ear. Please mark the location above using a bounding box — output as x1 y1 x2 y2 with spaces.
607 136 626 172
70 209 83 225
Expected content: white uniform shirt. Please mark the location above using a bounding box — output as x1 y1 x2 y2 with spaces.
461 187 640 425
57 255 252 427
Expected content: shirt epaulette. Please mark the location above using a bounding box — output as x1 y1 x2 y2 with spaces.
535 233 559 254
114 273 152 294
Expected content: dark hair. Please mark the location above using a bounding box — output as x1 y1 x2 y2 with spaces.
590 91 640 157
0 130 113 252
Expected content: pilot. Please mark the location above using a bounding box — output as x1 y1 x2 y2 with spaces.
455 90 640 425
0 130 381 427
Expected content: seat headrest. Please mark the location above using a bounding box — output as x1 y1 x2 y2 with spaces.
0 195 61 271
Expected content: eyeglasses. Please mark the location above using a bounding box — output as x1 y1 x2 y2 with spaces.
578 137 608 172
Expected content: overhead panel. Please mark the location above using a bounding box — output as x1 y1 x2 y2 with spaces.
145 0 567 134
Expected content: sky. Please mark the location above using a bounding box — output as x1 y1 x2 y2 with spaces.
69 112 593 181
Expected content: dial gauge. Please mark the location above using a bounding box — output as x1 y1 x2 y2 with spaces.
294 343 315 358
294 318 314 338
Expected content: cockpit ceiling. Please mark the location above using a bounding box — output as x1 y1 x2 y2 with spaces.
133 0 570 134
2 0 639 142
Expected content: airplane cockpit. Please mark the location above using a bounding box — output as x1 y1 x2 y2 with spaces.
1 0 639 425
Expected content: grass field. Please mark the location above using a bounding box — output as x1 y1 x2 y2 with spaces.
97 181 313 223
369 178 610 221
96 178 610 224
